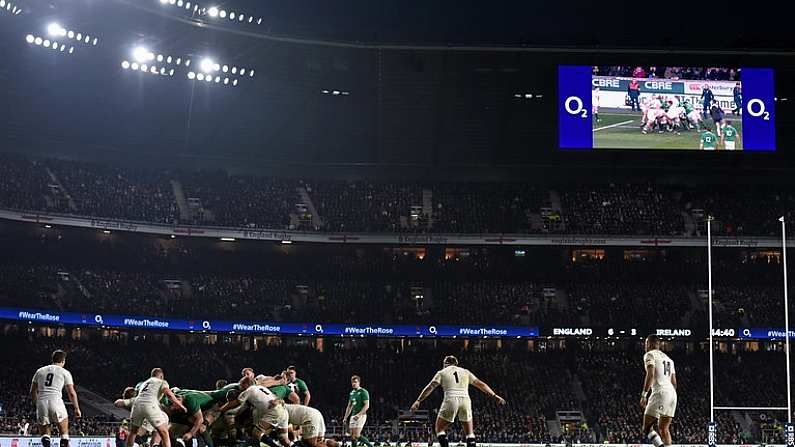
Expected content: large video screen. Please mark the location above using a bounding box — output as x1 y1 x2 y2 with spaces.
558 66 776 151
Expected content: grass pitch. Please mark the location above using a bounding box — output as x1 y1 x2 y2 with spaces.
593 108 744 150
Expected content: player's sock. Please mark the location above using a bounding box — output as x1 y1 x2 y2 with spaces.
647 430 664 447
358 436 374 447
41 435 51 447
436 432 449 447
465 435 475 447
60 434 70 447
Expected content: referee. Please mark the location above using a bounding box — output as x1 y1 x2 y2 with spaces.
701 84 714 118
732 82 742 115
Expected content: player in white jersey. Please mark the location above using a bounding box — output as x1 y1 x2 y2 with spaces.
640 335 678 447
410 356 505 447
592 87 601 123
114 387 163 447
219 376 291 447
665 100 684 131
284 404 338 447
30 350 81 447
127 368 185 447
642 98 664 134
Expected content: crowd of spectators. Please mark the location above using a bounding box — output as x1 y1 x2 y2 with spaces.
595 66 740 81
560 183 684 236
0 330 787 443
432 183 548 234
0 155 64 213
3 156 795 237
2 250 793 326
567 281 692 327
46 159 177 224
181 171 296 229
308 181 423 233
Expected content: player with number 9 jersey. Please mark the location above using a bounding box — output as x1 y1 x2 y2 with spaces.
31 349 80 445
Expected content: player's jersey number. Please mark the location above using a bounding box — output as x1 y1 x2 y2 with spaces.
44 373 54 387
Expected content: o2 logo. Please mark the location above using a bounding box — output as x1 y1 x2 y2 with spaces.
785 423 794 447
564 96 588 118
747 98 770 121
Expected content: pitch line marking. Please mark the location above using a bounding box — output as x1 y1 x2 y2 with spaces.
593 120 634 132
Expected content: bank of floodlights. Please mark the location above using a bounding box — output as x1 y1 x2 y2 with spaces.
46 22 99 46
25 33 75 54
160 0 266 26
321 89 351 96
202 5 263 26
159 0 198 13
0 0 23 15
186 57 254 87
24 22 99 55
120 46 188 78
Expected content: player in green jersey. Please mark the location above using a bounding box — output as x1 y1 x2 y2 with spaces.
344 376 373 447
658 96 671 112
680 99 703 130
259 374 300 404
204 380 241 447
722 120 739 150
285 366 311 406
700 127 718 150
159 389 214 447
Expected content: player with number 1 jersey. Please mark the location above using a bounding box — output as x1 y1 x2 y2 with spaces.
410 356 505 447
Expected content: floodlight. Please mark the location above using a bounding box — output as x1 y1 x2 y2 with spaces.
208 6 218 17
200 58 215 73
25 34 34 43
187 71 196 79
121 61 130 69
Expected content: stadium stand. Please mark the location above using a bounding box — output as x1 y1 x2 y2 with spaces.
1 156 793 236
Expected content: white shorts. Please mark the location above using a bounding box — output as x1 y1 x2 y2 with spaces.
300 412 326 439
725 141 736 150
438 396 472 423
645 388 677 419
348 414 367 430
666 107 683 120
36 398 68 425
688 111 701 123
131 403 169 429
255 404 289 430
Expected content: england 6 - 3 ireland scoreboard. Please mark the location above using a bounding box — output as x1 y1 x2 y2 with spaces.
558 65 776 151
